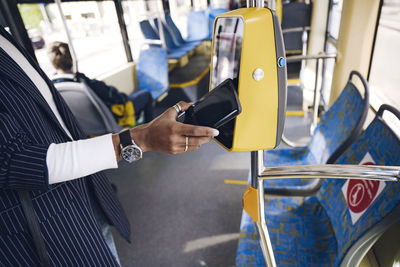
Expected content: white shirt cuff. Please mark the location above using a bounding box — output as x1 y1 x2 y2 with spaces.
47 134 118 184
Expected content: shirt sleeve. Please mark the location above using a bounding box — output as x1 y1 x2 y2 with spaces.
47 134 118 184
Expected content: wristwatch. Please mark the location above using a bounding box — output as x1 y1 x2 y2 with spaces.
119 129 142 163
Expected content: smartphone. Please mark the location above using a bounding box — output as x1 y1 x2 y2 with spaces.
176 78 241 129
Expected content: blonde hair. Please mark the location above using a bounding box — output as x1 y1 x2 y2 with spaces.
48 42 73 72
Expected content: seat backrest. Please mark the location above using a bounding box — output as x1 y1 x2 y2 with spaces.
316 104 400 266
54 81 123 135
307 71 369 164
282 2 312 52
139 20 160 40
136 46 169 100
187 10 210 41
208 8 227 40
165 13 185 45
154 18 180 51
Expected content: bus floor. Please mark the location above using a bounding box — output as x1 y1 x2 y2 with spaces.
105 139 250 266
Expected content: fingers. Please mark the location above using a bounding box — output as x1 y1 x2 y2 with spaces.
185 136 213 147
179 123 219 137
144 101 219 155
170 136 213 154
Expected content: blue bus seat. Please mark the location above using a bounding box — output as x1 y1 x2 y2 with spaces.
136 46 169 100
140 19 187 60
262 71 369 194
165 49 188 60
236 104 400 266
187 10 211 42
165 13 202 47
154 18 197 53
139 20 159 40
54 81 123 136
208 8 228 40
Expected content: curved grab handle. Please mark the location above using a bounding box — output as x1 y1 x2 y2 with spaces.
348 70 370 102
376 104 400 121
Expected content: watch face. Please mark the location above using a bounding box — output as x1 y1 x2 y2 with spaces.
121 145 142 163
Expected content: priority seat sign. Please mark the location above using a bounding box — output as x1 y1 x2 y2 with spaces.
341 153 386 224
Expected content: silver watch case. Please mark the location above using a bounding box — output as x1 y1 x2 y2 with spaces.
120 143 142 163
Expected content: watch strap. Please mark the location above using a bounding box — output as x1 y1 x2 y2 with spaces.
119 129 133 148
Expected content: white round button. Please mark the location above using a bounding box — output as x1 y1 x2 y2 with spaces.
253 68 264 81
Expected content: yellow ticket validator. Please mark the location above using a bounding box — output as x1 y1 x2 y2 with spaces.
210 7 287 152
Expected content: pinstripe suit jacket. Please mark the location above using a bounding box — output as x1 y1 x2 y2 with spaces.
0 27 130 266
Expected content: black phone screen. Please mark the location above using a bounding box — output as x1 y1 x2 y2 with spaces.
177 78 241 129
193 79 240 128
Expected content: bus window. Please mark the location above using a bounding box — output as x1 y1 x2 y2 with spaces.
121 0 147 61
18 1 127 78
369 0 400 110
210 0 229 9
192 0 208 10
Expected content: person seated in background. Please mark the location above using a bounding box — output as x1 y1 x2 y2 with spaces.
49 41 153 127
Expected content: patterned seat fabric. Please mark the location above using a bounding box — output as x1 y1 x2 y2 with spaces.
319 117 400 266
237 196 337 267
136 46 168 99
262 81 366 190
237 107 400 266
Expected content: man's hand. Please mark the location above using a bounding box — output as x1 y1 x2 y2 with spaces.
113 101 219 161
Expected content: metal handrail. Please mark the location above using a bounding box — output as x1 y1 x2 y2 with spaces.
280 135 308 148
286 53 337 63
259 164 400 182
282 26 311 34
327 35 337 47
